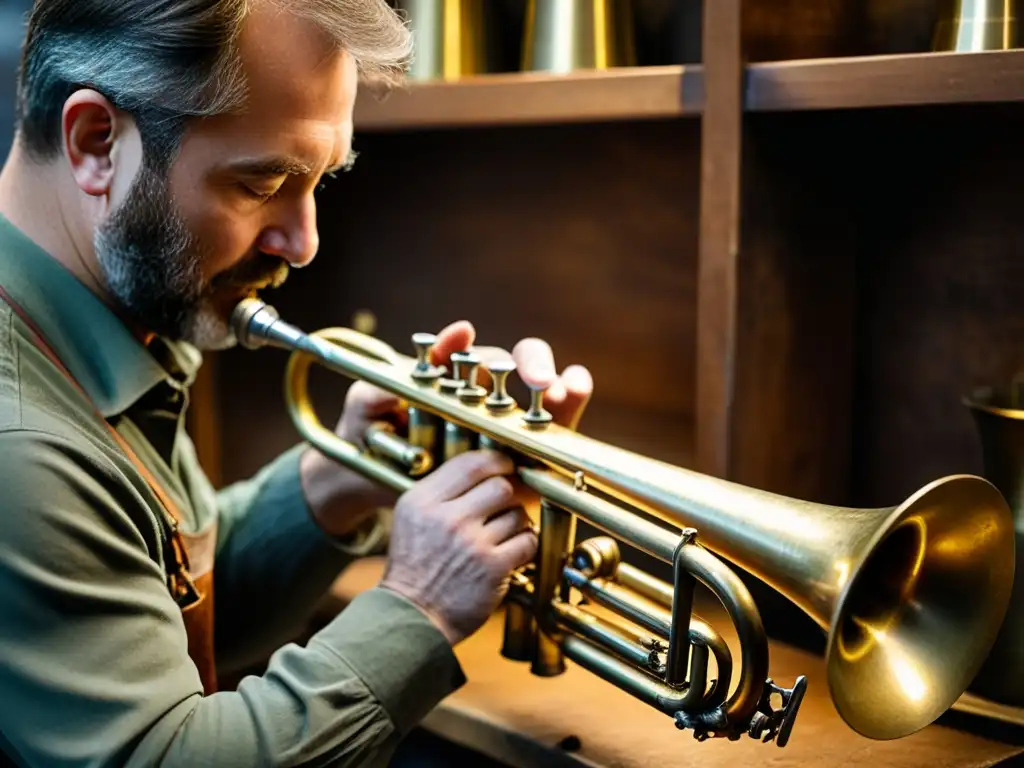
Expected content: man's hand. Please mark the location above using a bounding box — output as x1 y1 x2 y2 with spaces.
300 319 593 538
378 449 535 645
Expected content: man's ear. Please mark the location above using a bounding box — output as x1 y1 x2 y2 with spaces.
61 89 123 198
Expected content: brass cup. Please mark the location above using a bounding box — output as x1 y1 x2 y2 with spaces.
395 0 491 81
934 0 1020 52
963 380 1024 707
521 0 637 73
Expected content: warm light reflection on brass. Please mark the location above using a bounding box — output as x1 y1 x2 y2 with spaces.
230 298 1016 747
521 0 636 73
395 0 490 81
934 0 1020 51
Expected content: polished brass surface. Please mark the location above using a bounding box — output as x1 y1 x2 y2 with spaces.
934 0 1020 51
395 0 490 81
522 0 636 73
231 297 1016 747
963 381 1024 707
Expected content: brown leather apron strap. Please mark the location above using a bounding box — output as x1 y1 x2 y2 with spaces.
0 283 219 693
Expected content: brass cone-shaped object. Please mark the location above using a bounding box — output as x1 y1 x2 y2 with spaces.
395 0 491 81
963 378 1024 707
934 0 1020 51
522 0 637 73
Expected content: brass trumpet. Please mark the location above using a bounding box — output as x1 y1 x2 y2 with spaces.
230 298 1016 747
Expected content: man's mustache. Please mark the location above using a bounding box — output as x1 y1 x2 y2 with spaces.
209 252 290 291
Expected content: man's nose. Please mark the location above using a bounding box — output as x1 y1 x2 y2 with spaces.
257 198 319 268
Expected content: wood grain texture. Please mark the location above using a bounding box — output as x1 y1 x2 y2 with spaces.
355 65 703 131
746 50 1024 113
351 48 1024 132
211 119 702 489
695 0 742 478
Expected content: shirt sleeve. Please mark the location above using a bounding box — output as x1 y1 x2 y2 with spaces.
211 442 392 676
0 429 465 768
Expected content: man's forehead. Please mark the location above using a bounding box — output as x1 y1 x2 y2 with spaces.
237 5 357 112
196 6 359 174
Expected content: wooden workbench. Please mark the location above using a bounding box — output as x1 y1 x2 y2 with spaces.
325 558 1024 768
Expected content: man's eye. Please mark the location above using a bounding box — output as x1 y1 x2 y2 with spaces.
240 183 280 203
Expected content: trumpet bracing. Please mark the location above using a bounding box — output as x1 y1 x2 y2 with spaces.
230 298 1016 747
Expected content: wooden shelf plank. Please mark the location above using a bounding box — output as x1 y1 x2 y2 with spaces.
747 49 1024 112
354 65 702 130
353 50 1024 131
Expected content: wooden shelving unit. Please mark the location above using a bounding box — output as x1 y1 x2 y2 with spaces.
351 49 1024 132
196 0 1024 757
746 48 1024 111
354 64 703 129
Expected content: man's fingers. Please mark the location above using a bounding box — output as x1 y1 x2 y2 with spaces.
547 364 594 430
410 450 513 506
510 339 593 429
430 320 476 367
348 381 404 418
467 345 514 390
480 506 532 545
493 528 540 573
451 475 517 523
427 328 593 430
512 337 557 391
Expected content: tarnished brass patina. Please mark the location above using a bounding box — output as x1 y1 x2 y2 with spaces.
963 379 1024 707
934 0 1020 51
231 298 1015 747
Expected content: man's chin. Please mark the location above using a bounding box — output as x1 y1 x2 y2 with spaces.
185 285 278 351
183 306 238 351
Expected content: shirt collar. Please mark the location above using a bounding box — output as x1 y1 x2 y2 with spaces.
0 212 202 417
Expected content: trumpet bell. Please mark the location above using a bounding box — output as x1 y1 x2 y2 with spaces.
824 475 1014 740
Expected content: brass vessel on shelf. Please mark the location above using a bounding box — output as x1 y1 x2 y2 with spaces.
394 0 492 80
521 0 636 73
963 378 1024 707
934 0 1020 51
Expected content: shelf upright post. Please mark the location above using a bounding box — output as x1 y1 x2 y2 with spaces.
695 0 743 479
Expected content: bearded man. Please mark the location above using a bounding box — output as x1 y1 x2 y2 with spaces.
0 1 594 766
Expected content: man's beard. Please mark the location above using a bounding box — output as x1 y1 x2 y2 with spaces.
93 162 290 351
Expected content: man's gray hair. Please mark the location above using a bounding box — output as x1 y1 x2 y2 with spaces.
16 0 411 168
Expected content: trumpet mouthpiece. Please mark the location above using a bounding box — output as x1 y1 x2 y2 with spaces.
230 297 277 350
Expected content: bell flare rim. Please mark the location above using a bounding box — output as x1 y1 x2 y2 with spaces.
822 473 1015 740
962 396 1024 421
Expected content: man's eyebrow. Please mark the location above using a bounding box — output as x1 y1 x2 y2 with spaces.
326 149 360 175
227 157 315 177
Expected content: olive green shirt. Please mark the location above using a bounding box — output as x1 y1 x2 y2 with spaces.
0 214 466 767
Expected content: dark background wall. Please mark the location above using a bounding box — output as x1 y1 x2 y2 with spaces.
0 2 30 162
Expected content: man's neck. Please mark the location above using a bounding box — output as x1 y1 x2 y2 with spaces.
0 139 111 305
0 139 155 346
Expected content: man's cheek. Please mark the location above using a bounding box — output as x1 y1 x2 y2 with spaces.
194 214 256 274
